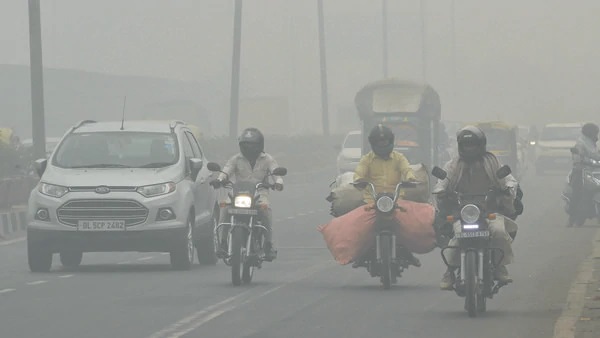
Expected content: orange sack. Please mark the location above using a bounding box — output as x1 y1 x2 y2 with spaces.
318 205 376 265
394 200 436 254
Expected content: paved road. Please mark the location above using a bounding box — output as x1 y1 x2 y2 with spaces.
0 167 596 338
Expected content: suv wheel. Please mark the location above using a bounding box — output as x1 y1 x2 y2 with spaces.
196 213 218 265
170 215 194 270
60 251 83 268
28 237 52 273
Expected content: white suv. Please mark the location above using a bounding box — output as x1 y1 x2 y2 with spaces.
27 120 218 272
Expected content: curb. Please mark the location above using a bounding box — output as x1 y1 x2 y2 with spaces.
0 206 28 240
553 228 600 338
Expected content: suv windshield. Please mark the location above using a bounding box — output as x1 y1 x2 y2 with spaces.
540 127 580 141
53 132 179 169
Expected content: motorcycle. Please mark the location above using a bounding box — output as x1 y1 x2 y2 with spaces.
352 180 419 289
432 165 512 317
207 162 287 286
561 147 600 226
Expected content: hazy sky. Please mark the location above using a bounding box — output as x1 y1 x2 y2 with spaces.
2 0 600 131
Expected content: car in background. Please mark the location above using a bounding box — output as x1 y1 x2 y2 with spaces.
27 120 218 272
336 130 362 173
535 122 582 174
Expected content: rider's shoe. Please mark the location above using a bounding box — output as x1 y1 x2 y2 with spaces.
264 242 277 262
494 265 513 284
440 268 456 290
216 240 228 258
406 253 421 268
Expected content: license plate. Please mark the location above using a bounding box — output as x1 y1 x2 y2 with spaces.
77 220 126 231
455 230 489 239
228 208 258 216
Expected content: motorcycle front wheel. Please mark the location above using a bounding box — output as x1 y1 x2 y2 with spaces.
230 228 245 286
464 250 478 317
380 235 392 290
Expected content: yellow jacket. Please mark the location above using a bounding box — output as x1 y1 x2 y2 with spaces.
354 151 416 202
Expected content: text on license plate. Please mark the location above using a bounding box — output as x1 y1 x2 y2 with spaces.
77 220 126 231
228 208 258 216
455 230 489 239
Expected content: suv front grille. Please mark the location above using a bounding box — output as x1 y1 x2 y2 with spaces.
57 199 149 227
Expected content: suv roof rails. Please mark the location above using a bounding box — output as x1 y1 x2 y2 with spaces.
169 120 186 132
71 120 97 132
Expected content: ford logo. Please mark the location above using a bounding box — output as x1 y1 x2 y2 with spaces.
95 186 111 194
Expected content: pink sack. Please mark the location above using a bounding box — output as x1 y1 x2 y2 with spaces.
318 205 376 265
393 200 437 254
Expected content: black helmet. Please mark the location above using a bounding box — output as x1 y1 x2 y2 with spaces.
457 125 487 161
582 123 599 143
238 128 264 161
368 124 394 159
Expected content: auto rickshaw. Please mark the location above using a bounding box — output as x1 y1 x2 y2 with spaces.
473 121 525 179
354 79 442 168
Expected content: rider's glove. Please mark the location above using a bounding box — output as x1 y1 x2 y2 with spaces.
209 179 222 188
274 183 284 191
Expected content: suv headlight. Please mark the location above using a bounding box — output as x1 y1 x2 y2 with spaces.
39 183 69 198
460 204 481 224
137 182 176 197
234 195 252 208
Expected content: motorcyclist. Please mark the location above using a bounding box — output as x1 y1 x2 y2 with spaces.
567 122 600 227
353 124 421 268
210 128 283 261
436 126 518 290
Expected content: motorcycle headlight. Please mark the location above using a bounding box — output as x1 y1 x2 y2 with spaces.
460 204 481 224
137 182 176 197
376 196 395 213
234 195 252 208
39 182 69 198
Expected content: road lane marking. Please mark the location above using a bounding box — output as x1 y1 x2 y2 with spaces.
286 216 294 220
117 261 132 265
149 261 333 338
0 288 15 294
27 280 47 286
0 237 26 246
161 252 169 255
137 256 154 261
554 228 600 338
58 275 74 279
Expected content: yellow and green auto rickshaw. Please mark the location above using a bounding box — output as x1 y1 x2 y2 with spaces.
354 79 443 168
474 121 525 179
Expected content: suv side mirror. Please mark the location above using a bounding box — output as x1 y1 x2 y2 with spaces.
570 147 579 155
189 158 203 180
496 165 512 179
432 166 447 180
34 159 47 177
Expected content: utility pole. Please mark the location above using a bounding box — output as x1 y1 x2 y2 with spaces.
28 0 46 159
229 0 243 138
450 0 457 113
420 0 427 82
382 0 389 78
317 0 330 136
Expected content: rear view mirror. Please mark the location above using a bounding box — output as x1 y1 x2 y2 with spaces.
432 166 447 180
352 181 369 190
189 158 203 181
496 165 512 179
570 147 579 155
272 167 287 176
34 158 47 177
207 162 221 172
